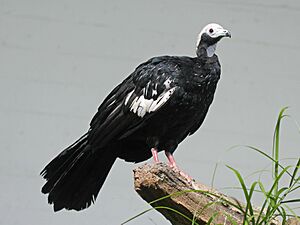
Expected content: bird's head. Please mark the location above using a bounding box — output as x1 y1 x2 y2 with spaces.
196 23 231 58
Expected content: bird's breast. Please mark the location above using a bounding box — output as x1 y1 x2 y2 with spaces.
173 75 218 109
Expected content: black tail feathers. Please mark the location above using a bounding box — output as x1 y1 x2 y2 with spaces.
40 133 116 211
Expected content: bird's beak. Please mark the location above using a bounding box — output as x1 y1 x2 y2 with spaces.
223 30 231 38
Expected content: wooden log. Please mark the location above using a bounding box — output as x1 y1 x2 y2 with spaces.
133 163 298 225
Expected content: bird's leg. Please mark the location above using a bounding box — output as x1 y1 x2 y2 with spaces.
165 151 193 182
165 151 177 168
151 147 159 163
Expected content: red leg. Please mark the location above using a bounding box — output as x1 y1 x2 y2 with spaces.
151 147 159 163
165 151 177 168
165 151 193 182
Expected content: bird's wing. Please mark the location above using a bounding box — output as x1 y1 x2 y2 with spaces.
88 57 179 148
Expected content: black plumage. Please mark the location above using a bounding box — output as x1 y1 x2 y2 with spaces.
41 23 231 211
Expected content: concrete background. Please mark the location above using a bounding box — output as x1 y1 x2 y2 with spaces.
0 0 299 224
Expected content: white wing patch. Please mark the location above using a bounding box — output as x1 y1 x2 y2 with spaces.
152 89 157 96
125 87 176 117
163 78 172 89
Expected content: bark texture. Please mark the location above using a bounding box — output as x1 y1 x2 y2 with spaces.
134 163 298 225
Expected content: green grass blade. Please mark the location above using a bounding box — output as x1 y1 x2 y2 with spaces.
121 208 154 225
276 206 287 225
256 181 270 224
289 158 300 187
224 213 239 225
282 204 300 222
272 107 289 197
244 145 294 178
281 199 300 204
290 185 300 193
226 165 256 224
206 212 219 225
211 161 220 188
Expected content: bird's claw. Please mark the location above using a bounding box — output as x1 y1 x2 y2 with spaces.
169 165 193 183
179 170 193 183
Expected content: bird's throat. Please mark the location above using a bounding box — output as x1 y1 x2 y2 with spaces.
206 44 216 57
196 43 217 58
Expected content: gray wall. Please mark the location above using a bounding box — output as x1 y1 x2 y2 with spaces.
0 0 299 224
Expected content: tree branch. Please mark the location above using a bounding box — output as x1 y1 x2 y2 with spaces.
133 163 298 225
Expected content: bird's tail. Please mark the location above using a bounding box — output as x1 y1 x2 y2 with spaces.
40 133 116 211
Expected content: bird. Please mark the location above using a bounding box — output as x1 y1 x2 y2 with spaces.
40 23 231 212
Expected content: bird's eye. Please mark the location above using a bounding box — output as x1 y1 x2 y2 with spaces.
209 28 214 33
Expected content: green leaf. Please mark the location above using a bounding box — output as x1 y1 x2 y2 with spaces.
226 165 256 224
206 212 219 225
281 199 300 204
289 158 300 187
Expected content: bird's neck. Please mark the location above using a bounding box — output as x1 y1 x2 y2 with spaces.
196 43 217 59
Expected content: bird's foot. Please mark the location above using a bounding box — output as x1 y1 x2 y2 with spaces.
170 165 193 183
164 150 193 182
180 170 193 183
173 168 193 183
